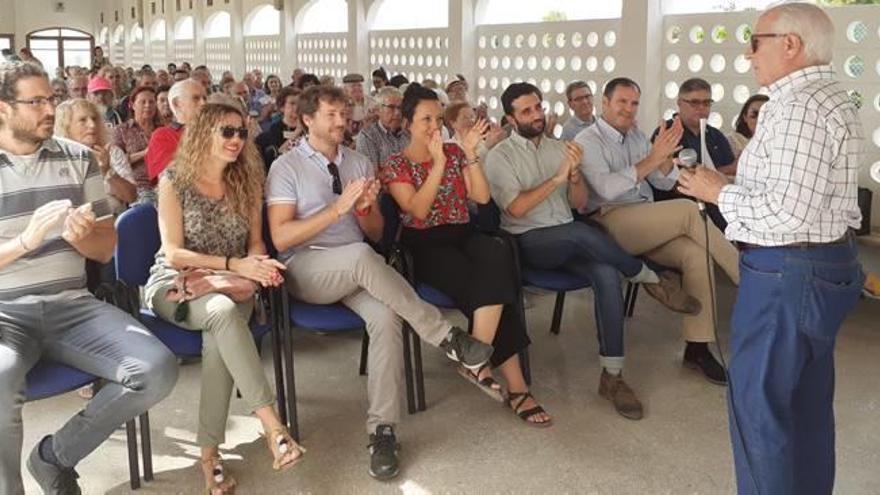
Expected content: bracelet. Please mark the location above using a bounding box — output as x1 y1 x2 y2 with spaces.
354 205 372 217
17 235 32 252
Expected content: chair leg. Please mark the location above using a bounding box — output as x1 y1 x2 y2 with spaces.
519 347 531 386
125 419 141 490
139 412 153 482
626 283 639 318
550 292 566 334
359 332 369 376
402 326 416 414
270 291 287 427
281 296 299 441
413 332 426 412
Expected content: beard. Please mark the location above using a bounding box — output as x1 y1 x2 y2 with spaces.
514 116 546 139
10 115 53 146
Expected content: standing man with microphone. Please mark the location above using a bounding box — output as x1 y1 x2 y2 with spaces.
678 3 865 494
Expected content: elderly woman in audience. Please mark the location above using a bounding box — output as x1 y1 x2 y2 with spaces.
55 99 136 213
726 94 769 161
380 84 551 427
256 86 303 171
156 84 174 126
445 101 506 161
144 103 304 494
114 85 161 204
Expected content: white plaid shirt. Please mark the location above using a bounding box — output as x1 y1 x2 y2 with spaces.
718 65 864 246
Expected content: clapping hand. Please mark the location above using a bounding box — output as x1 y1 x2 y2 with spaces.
462 118 489 156
61 203 97 244
333 178 367 217
651 117 684 161
19 199 72 251
554 142 583 185
357 178 382 211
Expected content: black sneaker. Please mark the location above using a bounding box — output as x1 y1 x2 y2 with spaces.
439 327 493 371
683 343 728 386
367 424 400 480
27 437 82 495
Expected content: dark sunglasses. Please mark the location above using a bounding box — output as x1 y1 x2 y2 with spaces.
218 125 249 140
749 33 788 54
327 162 342 195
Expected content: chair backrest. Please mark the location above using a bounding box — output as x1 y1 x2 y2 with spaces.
379 193 402 252
115 204 161 287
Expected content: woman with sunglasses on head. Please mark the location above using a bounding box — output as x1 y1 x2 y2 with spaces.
144 103 304 494
380 84 551 427
727 93 769 161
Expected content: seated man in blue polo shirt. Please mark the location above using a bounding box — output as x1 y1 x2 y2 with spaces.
651 77 735 230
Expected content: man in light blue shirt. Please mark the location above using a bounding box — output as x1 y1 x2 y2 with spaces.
575 77 741 386
560 80 596 141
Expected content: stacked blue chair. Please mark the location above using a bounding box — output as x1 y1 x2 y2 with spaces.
114 204 282 467
25 362 147 490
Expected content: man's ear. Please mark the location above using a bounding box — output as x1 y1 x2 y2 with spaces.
504 114 515 128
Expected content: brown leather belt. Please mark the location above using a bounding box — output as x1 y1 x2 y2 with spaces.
736 230 853 252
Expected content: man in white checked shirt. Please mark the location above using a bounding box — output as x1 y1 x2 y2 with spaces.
678 4 864 494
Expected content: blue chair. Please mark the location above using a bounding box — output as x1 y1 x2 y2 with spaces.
114 204 283 465
26 361 147 489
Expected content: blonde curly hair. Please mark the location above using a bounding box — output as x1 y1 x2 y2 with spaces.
170 103 264 221
54 98 109 146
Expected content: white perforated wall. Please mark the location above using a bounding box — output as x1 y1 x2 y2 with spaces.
475 20 620 136
130 43 144 67
296 34 348 79
245 35 282 76
206 39 232 76
369 28 451 85
175 40 195 65
150 41 166 68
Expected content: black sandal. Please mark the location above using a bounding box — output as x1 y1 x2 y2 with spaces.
457 364 504 402
507 391 553 428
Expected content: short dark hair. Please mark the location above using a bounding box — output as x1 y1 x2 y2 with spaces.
0 61 48 103
276 85 300 109
297 84 347 119
565 80 591 101
128 85 157 110
371 67 388 82
296 73 320 89
388 74 409 88
401 83 439 122
678 77 711 96
734 93 770 138
603 77 640 99
501 82 542 116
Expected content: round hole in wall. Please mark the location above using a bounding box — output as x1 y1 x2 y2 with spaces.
666 54 681 72
710 54 726 73
688 54 704 72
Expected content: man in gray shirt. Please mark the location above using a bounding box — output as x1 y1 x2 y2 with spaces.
0 61 177 495
355 86 409 167
485 83 699 421
575 77 740 386
560 80 596 141
266 85 492 481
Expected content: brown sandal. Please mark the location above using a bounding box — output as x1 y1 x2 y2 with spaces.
201 456 236 495
507 391 553 428
265 426 305 471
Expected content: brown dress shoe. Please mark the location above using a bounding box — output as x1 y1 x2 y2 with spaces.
598 370 644 420
641 271 702 315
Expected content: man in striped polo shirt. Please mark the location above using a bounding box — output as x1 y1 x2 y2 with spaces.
0 62 178 495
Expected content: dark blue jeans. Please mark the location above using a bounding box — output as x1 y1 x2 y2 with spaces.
728 239 863 495
517 221 644 358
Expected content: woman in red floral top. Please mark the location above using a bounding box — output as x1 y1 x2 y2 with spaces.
380 84 550 427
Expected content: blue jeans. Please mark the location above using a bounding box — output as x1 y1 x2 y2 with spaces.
728 239 862 495
0 296 178 495
517 221 644 359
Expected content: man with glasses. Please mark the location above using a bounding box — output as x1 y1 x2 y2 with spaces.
678 4 864 494
560 81 596 141
650 78 735 229
145 78 206 180
266 85 493 480
0 61 177 495
355 86 408 167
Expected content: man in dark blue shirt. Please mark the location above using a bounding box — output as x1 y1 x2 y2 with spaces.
651 78 735 230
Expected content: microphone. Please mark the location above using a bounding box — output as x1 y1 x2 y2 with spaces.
677 148 707 215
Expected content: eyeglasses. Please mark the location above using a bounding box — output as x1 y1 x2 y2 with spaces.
749 33 788 54
5 96 60 108
327 162 342 194
382 103 402 112
569 95 592 103
218 126 249 140
680 98 714 108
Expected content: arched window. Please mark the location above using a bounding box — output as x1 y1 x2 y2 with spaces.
370 0 448 30
98 27 109 45
298 0 348 34
151 19 167 41
26 28 93 76
244 4 281 36
477 0 621 25
131 24 144 43
112 25 125 44
204 11 232 38
175 16 195 40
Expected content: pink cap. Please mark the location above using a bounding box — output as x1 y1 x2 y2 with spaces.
87 76 113 94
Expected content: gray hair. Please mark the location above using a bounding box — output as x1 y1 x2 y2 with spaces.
765 2 834 65
376 86 402 103
565 80 591 101
168 78 201 119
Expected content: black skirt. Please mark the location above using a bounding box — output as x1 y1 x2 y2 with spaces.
401 224 530 367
